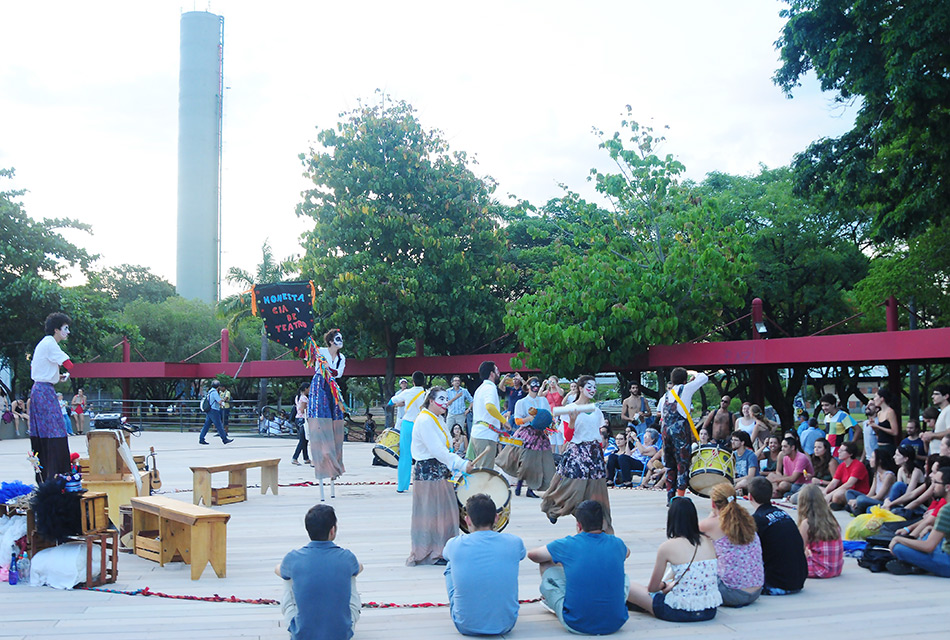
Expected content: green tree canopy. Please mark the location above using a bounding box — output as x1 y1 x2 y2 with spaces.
90 264 176 311
297 96 512 395
775 0 950 238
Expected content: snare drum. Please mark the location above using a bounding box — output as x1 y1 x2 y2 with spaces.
688 445 735 497
455 468 512 532
372 427 400 468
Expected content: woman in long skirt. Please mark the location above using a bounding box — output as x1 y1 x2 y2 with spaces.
308 329 346 480
407 387 474 566
29 312 75 483
541 375 613 533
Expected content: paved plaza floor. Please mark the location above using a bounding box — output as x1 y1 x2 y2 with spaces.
0 431 944 639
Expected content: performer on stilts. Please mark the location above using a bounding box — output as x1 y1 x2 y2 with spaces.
540 375 614 533
389 371 427 493
29 312 75 483
307 328 347 500
407 386 475 566
497 377 555 498
660 367 710 504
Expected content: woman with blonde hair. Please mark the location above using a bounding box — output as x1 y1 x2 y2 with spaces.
699 483 763 607
796 483 844 578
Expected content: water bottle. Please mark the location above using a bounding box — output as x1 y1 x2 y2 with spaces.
17 552 30 583
7 552 18 585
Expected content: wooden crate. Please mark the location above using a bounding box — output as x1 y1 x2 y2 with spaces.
134 530 162 563
71 530 119 587
211 484 246 506
133 455 146 471
80 492 109 534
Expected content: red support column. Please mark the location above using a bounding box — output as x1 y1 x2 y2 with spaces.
221 328 230 363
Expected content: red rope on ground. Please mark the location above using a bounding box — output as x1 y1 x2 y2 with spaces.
364 597 541 609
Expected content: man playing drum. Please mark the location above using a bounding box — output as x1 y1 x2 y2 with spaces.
407 387 476 566
660 368 712 503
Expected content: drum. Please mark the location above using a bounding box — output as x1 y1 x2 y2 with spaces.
372 427 400 468
688 445 735 497
455 468 512 533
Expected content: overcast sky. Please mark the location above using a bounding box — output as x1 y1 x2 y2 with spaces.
0 1 855 296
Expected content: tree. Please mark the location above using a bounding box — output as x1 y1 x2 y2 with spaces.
505 115 752 376
92 264 176 311
297 96 512 398
774 0 950 239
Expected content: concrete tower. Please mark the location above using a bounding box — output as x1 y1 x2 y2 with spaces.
176 11 224 303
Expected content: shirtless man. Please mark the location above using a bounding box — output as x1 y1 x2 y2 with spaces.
702 395 735 448
620 383 651 436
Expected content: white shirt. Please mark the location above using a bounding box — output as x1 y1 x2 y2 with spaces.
514 394 550 422
392 386 426 424
931 404 950 454
472 380 502 442
661 373 709 420
31 335 69 384
318 347 345 378
862 419 879 459
570 405 604 443
411 409 468 474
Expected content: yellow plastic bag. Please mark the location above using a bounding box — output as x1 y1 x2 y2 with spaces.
844 506 905 541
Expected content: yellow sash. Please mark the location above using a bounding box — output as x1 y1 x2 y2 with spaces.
669 387 700 443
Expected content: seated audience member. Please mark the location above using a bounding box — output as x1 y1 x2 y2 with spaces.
750 404 779 446
891 455 950 534
732 430 759 495
633 428 664 485
606 431 636 487
767 434 813 498
277 504 362 640
528 500 629 635
796 484 844 578
847 447 898 515
799 417 825 455
887 466 950 577
822 441 870 510
756 433 782 475
608 430 660 487
699 483 763 607
900 418 927 460
748 476 807 595
790 438 838 505
883 444 926 509
443 494 526 636
627 497 722 621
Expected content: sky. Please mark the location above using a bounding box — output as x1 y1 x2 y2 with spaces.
0 0 856 297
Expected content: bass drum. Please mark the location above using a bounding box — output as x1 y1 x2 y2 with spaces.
372 427 400 468
688 445 735 498
455 468 512 533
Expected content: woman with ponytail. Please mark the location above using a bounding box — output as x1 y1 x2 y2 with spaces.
699 483 763 607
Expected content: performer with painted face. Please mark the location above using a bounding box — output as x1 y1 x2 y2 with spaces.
29 312 76 483
308 328 347 499
497 377 556 497
540 375 614 533
407 386 475 566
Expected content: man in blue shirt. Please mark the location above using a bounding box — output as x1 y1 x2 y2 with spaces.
528 500 629 635
799 418 825 455
446 376 474 439
198 380 232 445
443 494 526 635
278 504 362 640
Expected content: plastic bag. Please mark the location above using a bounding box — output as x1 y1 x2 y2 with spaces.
844 506 904 540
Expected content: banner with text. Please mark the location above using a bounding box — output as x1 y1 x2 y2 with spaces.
251 281 316 350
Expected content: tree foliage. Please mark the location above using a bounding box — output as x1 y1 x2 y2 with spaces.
505 116 752 376
297 96 512 396
91 264 176 311
775 0 950 238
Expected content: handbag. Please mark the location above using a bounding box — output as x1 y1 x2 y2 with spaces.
1 411 12 424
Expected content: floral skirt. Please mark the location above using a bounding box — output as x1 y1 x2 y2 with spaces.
557 441 607 479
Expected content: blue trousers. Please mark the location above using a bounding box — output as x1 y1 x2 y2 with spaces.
397 418 413 492
200 408 228 441
892 533 950 577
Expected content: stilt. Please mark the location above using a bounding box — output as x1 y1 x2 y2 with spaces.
319 478 326 501
330 478 336 499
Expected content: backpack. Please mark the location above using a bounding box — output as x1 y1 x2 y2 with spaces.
200 392 212 413
857 546 893 573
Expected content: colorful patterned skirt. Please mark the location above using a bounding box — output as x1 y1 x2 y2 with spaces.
407 459 458 566
28 381 71 482
540 440 613 533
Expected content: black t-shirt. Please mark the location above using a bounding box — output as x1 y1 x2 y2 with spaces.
753 504 808 591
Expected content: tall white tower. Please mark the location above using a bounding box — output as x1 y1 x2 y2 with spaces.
176 11 224 303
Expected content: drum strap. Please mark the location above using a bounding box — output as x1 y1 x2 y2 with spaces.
669 387 700 443
475 420 506 436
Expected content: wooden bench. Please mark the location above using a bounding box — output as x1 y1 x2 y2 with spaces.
190 458 280 507
130 496 230 580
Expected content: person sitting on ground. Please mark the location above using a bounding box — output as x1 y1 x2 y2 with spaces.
277 503 362 640
756 433 782 475
796 484 844 578
731 430 759 496
750 404 779 446
884 444 927 510
901 418 927 460
847 447 897 515
606 431 636 487
632 428 664 486
822 441 870 510
451 423 468 457
692 426 712 452
890 455 950 537
799 417 825 455
767 434 813 498
789 437 838 505
698 483 763 607
887 466 950 577
627 496 722 621
443 493 526 636
528 500 629 635
748 476 807 595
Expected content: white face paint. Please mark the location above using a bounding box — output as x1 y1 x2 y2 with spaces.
433 391 449 410
60 325 70 336
333 334 343 347
583 381 597 399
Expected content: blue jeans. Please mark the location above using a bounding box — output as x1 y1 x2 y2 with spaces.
199 408 228 441
887 481 908 502
892 533 950 577
846 489 882 515
397 419 413 492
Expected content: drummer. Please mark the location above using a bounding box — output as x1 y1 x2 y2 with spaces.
660 368 712 504
407 386 476 566
497 377 556 498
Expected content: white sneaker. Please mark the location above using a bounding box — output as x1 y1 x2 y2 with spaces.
291 459 301 466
